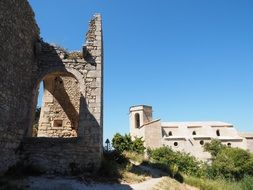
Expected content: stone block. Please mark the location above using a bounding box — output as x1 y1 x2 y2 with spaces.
87 71 101 78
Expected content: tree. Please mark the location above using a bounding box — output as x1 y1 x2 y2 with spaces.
211 147 253 180
204 139 225 158
204 139 253 180
148 147 202 177
112 133 145 153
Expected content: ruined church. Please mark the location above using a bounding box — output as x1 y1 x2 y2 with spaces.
0 0 103 174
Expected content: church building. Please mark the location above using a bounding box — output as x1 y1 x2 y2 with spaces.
129 105 253 160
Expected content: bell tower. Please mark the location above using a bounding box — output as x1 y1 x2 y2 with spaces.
129 105 153 138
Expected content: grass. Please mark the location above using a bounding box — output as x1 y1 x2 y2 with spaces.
123 151 145 164
67 51 83 59
120 170 149 184
121 163 151 183
153 176 198 190
154 176 253 190
115 151 253 190
183 175 253 190
97 151 151 184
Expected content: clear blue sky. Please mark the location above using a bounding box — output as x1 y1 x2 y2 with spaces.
30 0 253 142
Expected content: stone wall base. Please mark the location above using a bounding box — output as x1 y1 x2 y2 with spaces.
20 137 101 174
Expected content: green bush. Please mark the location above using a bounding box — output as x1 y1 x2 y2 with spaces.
240 176 253 190
112 133 145 153
147 147 203 177
204 139 226 158
204 140 253 180
103 150 128 165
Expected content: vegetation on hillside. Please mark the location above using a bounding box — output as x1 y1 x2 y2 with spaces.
110 133 253 190
203 139 253 180
99 150 150 183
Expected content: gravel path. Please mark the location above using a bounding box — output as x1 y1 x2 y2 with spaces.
24 177 134 190
23 161 165 190
24 164 165 190
24 176 163 190
130 177 162 190
23 165 195 190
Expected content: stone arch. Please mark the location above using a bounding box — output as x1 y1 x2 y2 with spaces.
35 66 85 96
28 66 86 138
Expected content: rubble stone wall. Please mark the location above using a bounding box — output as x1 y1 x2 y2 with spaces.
37 75 80 138
22 137 101 174
0 0 40 173
0 0 103 174
24 14 103 173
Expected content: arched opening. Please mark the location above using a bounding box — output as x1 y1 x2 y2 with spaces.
31 82 43 137
200 140 204 145
31 72 81 138
192 131 196 135
174 142 178 147
216 130 220 136
227 142 231 147
135 113 140 128
169 131 173 136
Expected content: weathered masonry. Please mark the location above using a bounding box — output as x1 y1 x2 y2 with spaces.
0 0 103 174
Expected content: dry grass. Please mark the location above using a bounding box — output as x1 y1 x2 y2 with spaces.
153 176 198 190
67 51 83 59
183 175 245 190
120 170 149 184
155 175 252 190
118 162 151 184
123 151 145 165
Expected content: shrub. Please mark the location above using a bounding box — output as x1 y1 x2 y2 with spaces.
112 133 145 153
204 139 226 158
204 140 253 180
147 147 203 177
123 151 145 164
170 164 179 178
98 150 150 183
98 159 120 178
211 148 253 180
103 150 128 165
240 176 253 190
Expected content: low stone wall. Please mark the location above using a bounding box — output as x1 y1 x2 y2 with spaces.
21 137 101 174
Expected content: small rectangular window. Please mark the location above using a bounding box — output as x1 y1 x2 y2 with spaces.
53 120 63 127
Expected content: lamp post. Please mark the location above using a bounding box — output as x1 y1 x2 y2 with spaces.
105 138 110 152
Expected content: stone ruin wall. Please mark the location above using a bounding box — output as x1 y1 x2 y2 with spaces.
0 0 40 173
37 76 81 138
0 0 103 174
